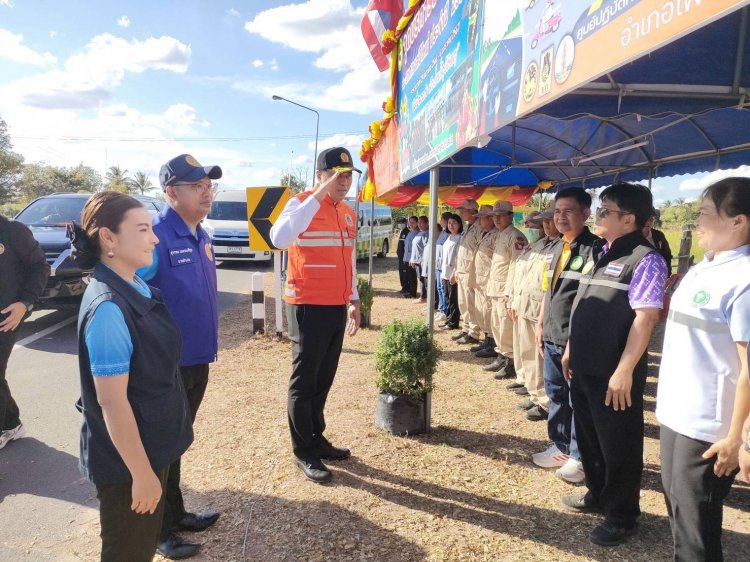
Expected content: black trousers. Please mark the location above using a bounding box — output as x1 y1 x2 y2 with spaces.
286 303 347 459
398 256 409 292
571 371 646 527
97 467 169 562
0 329 21 431
660 424 738 561
160 363 209 538
405 266 417 297
443 279 460 327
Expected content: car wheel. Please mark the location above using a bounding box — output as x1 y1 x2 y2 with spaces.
379 239 389 258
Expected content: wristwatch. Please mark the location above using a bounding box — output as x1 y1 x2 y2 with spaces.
21 301 34 312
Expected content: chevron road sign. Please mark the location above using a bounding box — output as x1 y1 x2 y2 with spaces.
245 186 291 252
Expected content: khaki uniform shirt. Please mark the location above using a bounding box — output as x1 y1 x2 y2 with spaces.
486 225 527 298
455 221 483 279
471 227 499 289
510 236 557 321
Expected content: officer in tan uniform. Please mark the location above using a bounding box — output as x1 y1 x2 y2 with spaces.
453 199 484 345
468 205 500 357
508 210 560 421
483 201 527 377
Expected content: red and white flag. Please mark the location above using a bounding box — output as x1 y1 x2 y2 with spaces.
361 0 403 72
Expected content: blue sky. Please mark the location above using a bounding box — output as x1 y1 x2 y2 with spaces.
0 0 747 204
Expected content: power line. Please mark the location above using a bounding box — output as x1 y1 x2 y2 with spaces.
12 132 365 143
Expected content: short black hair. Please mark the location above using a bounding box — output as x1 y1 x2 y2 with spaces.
409 215 418 222
555 187 591 209
419 215 428 222
449 213 463 234
599 182 653 228
702 177 750 218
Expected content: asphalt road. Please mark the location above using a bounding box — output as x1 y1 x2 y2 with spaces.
0 260 270 561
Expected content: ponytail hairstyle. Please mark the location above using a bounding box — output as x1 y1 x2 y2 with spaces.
70 192 145 269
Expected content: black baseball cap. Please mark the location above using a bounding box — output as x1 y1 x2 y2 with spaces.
316 147 362 173
159 154 222 190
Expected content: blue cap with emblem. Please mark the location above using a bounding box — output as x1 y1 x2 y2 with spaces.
159 154 223 190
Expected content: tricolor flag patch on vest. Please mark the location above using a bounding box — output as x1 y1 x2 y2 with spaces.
604 262 625 276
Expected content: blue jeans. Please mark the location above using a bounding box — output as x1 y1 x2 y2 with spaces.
436 269 447 313
543 341 579 459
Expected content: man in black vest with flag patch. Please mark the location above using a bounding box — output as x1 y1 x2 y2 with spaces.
561 183 667 547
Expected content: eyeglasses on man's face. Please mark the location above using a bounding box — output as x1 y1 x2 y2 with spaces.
172 181 218 195
595 206 631 219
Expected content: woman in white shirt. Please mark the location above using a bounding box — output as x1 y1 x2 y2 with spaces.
656 177 750 561
438 214 463 330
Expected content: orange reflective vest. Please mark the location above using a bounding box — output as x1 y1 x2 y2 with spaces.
284 192 356 306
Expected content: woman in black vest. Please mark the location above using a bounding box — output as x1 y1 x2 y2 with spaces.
73 192 193 562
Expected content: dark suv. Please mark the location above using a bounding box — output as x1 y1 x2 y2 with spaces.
14 193 164 310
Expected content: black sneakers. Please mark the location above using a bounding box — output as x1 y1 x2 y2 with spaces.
294 456 332 484
451 330 468 341
316 439 351 461
589 521 637 546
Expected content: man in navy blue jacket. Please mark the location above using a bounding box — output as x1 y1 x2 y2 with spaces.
139 154 222 559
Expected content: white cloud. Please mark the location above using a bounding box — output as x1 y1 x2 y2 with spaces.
251 59 264 68
1 0 14 7
270 58 279 71
678 165 750 192
0 29 57 66
49 30 57 38
292 154 311 165
243 0 387 114
1 33 191 109
311 133 365 155
227 8 240 17
117 16 130 28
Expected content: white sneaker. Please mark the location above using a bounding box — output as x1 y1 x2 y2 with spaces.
555 458 585 483
532 444 569 468
0 423 26 450
435 312 446 322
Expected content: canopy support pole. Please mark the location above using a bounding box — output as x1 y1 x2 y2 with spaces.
426 166 439 333
368 196 375 286
733 7 748 94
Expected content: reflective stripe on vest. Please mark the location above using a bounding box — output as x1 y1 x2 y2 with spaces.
667 309 731 334
294 238 355 247
578 277 630 291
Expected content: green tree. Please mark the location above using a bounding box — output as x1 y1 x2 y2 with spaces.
19 162 101 200
131 171 154 195
105 165 135 193
0 117 24 204
529 192 552 211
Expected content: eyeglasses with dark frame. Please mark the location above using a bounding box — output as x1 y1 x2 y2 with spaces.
595 206 631 219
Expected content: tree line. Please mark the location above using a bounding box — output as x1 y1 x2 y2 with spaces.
1 115 157 216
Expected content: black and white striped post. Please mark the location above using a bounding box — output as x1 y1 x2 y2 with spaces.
252 272 264 334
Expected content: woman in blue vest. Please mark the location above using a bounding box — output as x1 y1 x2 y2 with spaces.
656 177 750 561
73 192 193 562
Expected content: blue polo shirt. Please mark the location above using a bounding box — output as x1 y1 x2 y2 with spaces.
139 207 218 367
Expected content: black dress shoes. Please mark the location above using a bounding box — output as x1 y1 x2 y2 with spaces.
294 456 332 483
156 533 200 560
175 511 221 532
316 439 351 460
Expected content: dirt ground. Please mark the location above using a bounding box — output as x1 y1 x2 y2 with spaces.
76 256 750 561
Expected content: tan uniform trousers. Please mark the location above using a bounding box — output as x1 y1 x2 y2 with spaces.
490 297 514 358
457 275 482 339
513 316 548 408
474 289 492 336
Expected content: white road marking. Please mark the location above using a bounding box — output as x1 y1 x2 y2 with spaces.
12 315 77 350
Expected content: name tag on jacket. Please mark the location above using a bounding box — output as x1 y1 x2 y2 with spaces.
169 247 196 266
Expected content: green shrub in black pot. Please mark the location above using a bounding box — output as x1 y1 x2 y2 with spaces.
374 319 440 435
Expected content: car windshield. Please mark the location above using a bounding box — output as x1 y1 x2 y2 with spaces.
209 201 247 221
15 198 87 226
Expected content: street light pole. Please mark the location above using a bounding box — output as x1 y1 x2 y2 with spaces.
272 95 319 188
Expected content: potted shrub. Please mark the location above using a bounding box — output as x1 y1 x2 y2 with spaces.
374 319 440 435
357 277 374 328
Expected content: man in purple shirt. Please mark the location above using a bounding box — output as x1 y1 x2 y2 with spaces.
561 183 667 547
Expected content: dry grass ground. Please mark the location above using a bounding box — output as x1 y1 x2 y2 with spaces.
73 256 750 561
